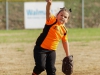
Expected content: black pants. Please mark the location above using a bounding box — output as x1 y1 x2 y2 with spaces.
33 45 56 75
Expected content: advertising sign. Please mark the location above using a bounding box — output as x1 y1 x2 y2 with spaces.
24 2 64 29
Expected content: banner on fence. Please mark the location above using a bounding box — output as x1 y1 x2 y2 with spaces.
24 2 64 29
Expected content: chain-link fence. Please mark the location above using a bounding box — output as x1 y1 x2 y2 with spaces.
0 0 100 30
0 1 6 29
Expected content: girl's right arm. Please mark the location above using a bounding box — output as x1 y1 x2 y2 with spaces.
62 40 70 57
46 0 52 20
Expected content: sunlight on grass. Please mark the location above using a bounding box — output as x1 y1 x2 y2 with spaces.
0 28 100 43
0 29 42 43
68 28 100 42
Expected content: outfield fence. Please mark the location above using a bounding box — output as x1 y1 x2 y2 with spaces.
0 0 100 30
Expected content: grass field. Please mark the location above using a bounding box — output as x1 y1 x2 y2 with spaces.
0 28 100 75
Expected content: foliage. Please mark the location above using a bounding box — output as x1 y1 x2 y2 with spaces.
0 0 100 29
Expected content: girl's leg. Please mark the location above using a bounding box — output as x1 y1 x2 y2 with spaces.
32 46 47 75
46 50 56 75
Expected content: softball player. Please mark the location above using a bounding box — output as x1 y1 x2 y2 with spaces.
32 0 71 75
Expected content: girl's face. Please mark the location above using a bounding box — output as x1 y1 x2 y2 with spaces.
56 11 69 24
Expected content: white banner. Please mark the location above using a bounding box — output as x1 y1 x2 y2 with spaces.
24 2 64 29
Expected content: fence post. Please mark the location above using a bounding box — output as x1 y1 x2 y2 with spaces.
82 0 84 28
6 0 9 30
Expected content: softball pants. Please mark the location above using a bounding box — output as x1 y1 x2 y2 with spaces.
33 45 56 75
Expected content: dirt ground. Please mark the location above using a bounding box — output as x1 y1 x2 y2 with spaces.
0 41 100 75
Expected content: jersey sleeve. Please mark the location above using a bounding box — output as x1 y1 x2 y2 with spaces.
62 34 68 42
46 14 57 25
62 26 68 42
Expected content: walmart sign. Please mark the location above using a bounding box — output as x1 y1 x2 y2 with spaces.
27 9 46 15
24 2 64 29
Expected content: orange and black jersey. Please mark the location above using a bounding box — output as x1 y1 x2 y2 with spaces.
35 15 68 50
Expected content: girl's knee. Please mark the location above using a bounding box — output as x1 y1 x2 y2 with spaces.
33 65 45 74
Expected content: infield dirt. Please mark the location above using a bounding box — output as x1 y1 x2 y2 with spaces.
0 41 100 75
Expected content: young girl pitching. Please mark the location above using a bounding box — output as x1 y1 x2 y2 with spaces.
32 0 71 75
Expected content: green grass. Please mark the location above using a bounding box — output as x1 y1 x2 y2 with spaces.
0 29 42 43
68 28 100 42
0 28 100 43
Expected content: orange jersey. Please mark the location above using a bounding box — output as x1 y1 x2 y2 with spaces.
36 15 68 50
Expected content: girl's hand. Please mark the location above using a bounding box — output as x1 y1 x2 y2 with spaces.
46 0 52 3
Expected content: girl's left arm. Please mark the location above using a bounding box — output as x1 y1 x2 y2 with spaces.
62 40 70 56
